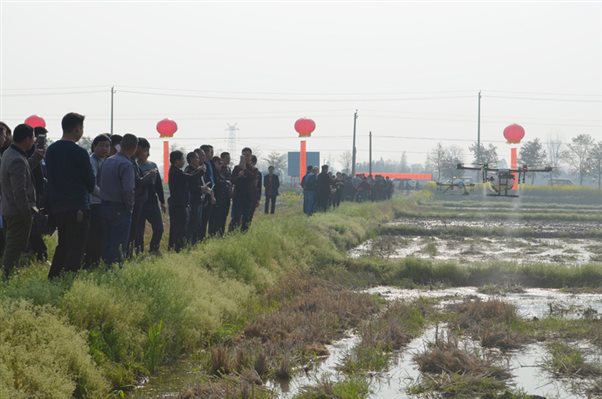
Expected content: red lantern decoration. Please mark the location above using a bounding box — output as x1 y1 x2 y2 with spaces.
24 115 46 129
503 124 525 144
156 118 178 138
294 118 316 138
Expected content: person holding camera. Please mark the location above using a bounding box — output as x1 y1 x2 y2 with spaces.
26 126 50 261
0 124 41 279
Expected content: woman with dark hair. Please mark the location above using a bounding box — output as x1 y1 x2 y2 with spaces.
82 133 111 268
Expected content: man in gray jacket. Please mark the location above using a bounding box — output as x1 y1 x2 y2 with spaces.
0 124 38 278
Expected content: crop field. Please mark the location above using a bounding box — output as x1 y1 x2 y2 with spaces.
135 189 602 399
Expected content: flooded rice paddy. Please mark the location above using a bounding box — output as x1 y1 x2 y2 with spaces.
136 193 602 398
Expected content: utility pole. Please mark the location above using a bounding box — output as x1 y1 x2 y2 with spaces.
477 90 481 164
369 131 372 177
110 86 115 135
351 110 358 176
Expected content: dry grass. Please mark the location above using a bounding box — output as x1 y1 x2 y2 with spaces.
448 298 525 350
411 330 510 397
414 332 510 380
200 273 380 392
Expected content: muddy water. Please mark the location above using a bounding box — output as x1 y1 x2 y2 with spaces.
365 286 602 319
266 334 360 399
130 357 202 398
350 236 600 264
388 217 602 235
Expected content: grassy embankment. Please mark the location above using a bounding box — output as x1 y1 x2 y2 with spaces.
0 192 415 398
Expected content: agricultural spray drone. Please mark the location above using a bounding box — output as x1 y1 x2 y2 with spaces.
436 178 475 195
457 163 552 197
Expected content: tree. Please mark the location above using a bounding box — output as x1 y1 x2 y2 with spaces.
589 141 602 190
339 151 352 174
546 134 563 177
265 151 287 175
78 136 93 153
426 143 464 182
519 138 547 184
468 142 498 165
399 152 409 172
410 163 425 173
564 134 595 185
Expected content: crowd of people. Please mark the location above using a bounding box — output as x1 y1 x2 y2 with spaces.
0 113 283 280
300 165 394 215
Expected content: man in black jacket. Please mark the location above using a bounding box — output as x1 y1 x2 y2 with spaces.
229 147 258 232
316 164 331 212
45 113 95 278
263 166 280 214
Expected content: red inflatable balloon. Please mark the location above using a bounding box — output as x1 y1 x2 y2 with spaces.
156 118 178 138
294 118 316 138
24 115 46 129
503 124 525 144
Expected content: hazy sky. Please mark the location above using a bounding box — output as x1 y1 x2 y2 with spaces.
1 1 601 170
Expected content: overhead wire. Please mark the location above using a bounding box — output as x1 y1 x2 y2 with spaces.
117 89 475 103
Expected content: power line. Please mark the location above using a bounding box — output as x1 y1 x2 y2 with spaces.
118 85 475 96
1 85 108 91
0 90 107 97
117 89 475 103
485 89 602 98
485 95 602 104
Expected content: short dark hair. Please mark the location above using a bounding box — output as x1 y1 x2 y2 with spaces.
322 165 328 171
212 156 221 163
241 147 252 154
200 144 212 153
137 138 150 150
170 150 184 164
110 134 122 147
120 133 138 151
220 151 230 158
268 165 275 170
33 126 48 137
13 123 34 144
307 165 313 172
186 151 198 163
91 134 111 151
61 112 85 133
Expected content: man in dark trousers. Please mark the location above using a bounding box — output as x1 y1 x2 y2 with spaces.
210 152 232 236
198 144 215 241
263 166 280 214
134 138 164 254
128 138 157 256
46 113 95 278
0 124 40 279
168 150 189 252
27 126 49 261
229 147 258 232
98 134 138 266
316 164 331 212
249 155 261 222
